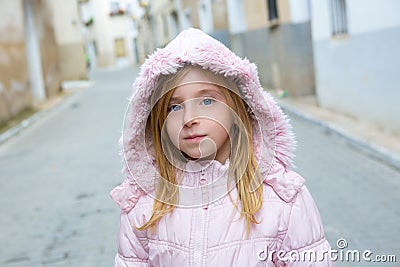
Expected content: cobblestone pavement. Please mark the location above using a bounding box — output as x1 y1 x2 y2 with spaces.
1 66 399 266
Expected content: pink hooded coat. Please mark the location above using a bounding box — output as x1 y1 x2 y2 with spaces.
110 28 334 266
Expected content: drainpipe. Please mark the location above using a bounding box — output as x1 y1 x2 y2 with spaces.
23 0 46 105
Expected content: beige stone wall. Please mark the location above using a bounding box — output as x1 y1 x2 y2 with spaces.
0 0 87 124
58 43 87 80
277 0 291 24
242 0 292 31
212 0 228 30
0 42 31 123
96 52 114 68
48 0 87 80
0 0 31 123
33 0 61 98
182 0 200 28
151 0 169 46
137 18 154 63
244 0 268 30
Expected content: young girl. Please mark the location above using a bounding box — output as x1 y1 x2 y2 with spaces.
110 28 334 266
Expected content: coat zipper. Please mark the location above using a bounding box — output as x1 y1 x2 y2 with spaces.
191 167 209 267
200 168 208 210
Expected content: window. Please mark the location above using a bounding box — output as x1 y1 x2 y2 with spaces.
114 38 126 57
267 0 278 23
110 1 124 16
330 0 348 36
110 1 120 14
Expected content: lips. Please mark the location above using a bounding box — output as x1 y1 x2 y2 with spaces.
184 134 206 142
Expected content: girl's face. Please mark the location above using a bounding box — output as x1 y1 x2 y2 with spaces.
165 69 233 163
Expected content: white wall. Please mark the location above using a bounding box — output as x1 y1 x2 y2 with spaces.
92 0 113 56
173 0 190 30
311 0 400 41
346 0 400 35
86 0 138 67
226 0 246 34
198 0 213 33
310 0 331 41
49 0 83 44
311 0 400 133
289 0 311 24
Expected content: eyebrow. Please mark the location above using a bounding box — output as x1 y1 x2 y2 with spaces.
170 88 225 103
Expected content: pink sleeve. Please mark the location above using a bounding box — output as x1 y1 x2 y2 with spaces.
274 186 336 267
110 178 146 213
114 212 149 267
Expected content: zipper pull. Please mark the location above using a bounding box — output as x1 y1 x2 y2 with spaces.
200 168 208 210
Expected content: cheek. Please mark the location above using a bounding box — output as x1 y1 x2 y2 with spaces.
208 119 230 142
206 106 234 145
165 117 181 146
212 106 233 131
215 122 231 139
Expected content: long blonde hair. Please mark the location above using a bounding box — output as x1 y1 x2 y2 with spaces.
138 66 263 235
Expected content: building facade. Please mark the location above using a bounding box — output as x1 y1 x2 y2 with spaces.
49 0 87 81
311 0 400 133
79 0 142 68
228 0 315 97
0 1 31 124
0 0 86 125
137 0 400 133
138 0 314 97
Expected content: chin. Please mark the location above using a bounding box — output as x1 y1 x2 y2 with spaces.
183 150 216 161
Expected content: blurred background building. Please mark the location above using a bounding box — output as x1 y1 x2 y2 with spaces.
79 0 144 68
0 0 86 126
310 0 400 136
1 0 399 135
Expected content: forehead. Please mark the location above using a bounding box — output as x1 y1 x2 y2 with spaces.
171 82 225 100
178 67 226 86
170 68 228 99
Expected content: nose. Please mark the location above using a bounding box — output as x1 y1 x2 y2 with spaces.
182 103 199 128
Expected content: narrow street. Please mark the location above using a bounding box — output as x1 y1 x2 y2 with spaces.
0 67 137 266
292 114 400 266
0 66 399 266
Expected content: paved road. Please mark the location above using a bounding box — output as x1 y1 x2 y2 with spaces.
291 114 400 266
0 67 137 266
0 66 399 266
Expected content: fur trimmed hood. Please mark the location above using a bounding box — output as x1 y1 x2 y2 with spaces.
110 28 302 212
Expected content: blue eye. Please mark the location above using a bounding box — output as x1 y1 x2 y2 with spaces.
168 104 182 112
202 98 215 105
